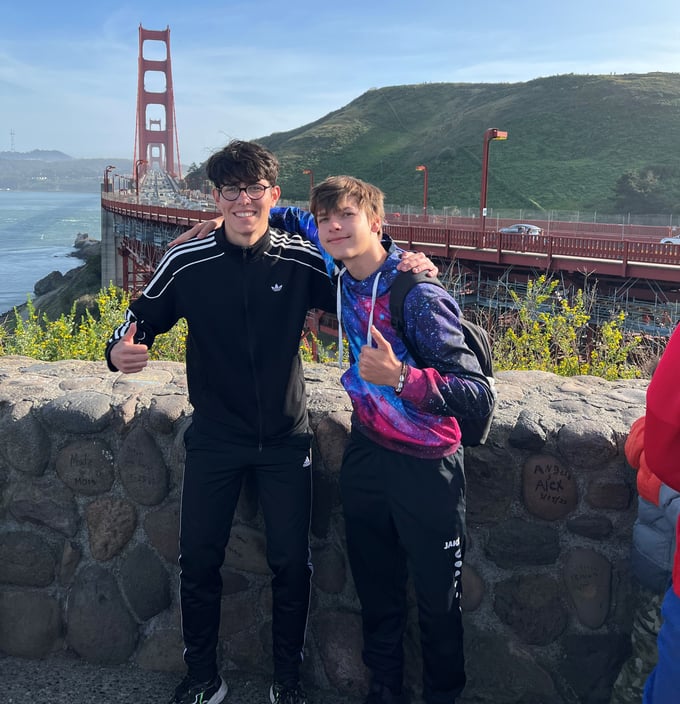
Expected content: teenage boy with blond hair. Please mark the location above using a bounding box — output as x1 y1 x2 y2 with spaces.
309 176 494 704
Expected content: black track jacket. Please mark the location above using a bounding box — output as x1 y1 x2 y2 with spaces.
106 225 335 447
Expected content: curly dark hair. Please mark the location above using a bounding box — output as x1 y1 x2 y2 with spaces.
206 140 279 188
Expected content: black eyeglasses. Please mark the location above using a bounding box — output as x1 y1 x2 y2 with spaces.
218 184 272 201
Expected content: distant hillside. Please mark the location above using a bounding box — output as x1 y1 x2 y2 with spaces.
0 155 133 192
242 72 680 212
9 73 679 209
0 149 72 162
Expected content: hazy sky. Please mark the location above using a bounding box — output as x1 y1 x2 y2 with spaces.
2 0 679 168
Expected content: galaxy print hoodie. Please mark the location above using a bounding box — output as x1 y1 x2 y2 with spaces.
336 250 494 459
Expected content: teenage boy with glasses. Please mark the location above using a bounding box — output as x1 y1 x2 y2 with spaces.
106 140 435 704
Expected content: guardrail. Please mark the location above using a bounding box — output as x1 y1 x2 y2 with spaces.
102 196 680 286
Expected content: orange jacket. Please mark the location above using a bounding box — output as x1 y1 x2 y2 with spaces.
626 416 662 504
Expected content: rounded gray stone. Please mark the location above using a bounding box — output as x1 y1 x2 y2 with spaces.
486 518 560 568
0 531 56 587
0 401 50 476
523 453 578 520
494 574 568 645
0 590 62 657
66 564 138 664
311 545 346 594
147 395 190 434
557 420 618 469
85 498 137 561
564 547 612 629
56 439 115 496
42 392 113 434
119 544 171 622
312 609 369 697
9 475 80 537
566 513 614 539
118 426 168 506
465 450 515 525
508 409 547 449
143 501 180 564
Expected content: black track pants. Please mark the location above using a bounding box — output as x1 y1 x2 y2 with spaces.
178 418 312 686
340 429 466 704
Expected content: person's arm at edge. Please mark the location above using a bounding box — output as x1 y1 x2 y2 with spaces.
645 325 680 492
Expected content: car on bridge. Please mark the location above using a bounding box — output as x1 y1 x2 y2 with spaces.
499 223 544 236
660 236 680 245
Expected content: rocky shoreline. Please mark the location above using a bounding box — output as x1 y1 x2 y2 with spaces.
0 233 102 326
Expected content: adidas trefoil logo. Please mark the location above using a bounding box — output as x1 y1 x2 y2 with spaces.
302 456 311 468
271 283 283 292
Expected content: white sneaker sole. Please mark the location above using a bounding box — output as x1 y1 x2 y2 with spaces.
206 678 228 704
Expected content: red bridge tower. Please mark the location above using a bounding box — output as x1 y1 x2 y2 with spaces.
134 25 181 179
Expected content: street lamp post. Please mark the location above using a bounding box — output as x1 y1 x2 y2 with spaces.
104 165 116 193
135 159 147 200
479 128 508 232
415 165 428 217
302 169 314 199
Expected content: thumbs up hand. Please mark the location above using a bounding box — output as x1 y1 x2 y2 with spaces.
121 322 137 344
110 322 149 374
358 325 402 387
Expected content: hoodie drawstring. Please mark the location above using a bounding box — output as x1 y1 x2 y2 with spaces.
365 271 381 347
336 268 382 369
336 267 345 368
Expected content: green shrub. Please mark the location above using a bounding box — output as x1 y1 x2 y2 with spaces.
0 278 653 380
0 285 187 362
492 275 643 379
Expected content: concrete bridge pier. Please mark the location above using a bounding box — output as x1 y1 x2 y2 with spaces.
100 203 122 289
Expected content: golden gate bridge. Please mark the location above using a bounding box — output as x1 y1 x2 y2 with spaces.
100 26 680 337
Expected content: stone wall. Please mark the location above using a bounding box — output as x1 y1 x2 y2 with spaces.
0 357 648 704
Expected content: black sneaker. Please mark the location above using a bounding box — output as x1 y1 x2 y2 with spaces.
269 681 308 704
169 674 228 704
363 680 405 704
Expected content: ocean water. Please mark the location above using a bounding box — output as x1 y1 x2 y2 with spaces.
0 191 101 314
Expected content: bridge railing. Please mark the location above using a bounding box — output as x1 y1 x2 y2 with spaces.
102 195 680 287
383 223 680 264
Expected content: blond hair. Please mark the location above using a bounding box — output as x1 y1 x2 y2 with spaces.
310 176 385 233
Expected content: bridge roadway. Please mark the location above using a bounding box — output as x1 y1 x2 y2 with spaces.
101 193 680 304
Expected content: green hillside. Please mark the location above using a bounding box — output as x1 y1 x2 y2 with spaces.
239 72 680 213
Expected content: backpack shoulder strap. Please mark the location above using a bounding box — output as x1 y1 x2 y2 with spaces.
389 271 444 335
459 318 495 378
389 271 445 366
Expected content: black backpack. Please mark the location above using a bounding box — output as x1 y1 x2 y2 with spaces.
389 270 496 447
